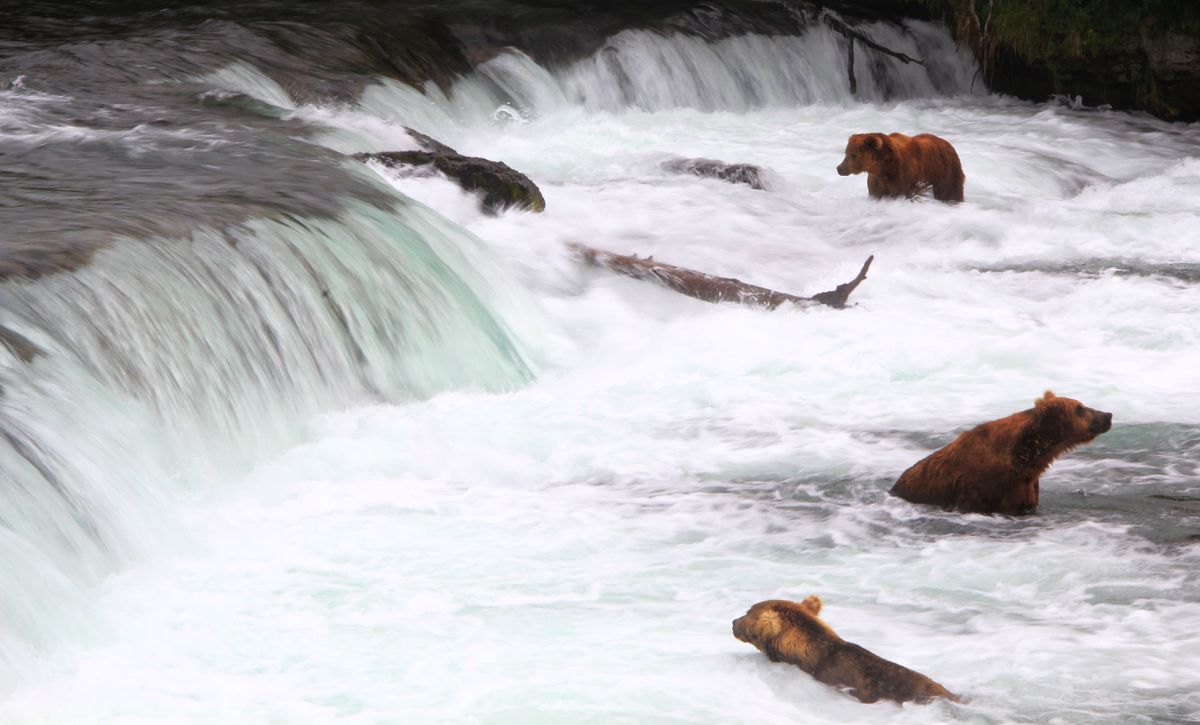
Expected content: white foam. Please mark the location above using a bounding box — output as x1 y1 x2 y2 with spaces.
5 20 1200 725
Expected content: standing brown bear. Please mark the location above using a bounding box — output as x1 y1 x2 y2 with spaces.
732 596 959 705
836 132 964 202
890 391 1113 515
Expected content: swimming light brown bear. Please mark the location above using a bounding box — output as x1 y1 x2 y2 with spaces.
890 391 1113 515
732 597 959 705
836 132 964 202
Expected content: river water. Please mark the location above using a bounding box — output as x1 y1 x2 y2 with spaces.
1 3 1198 723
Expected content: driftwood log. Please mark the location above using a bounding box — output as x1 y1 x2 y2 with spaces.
572 244 873 310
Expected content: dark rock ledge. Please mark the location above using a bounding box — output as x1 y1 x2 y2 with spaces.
355 128 545 215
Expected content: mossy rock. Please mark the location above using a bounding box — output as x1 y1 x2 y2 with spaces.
355 132 545 215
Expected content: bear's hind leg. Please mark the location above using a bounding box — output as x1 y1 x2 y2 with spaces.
932 178 963 203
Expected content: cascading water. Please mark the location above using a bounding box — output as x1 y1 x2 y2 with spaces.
2 3 1199 722
0 76 537 683
332 18 978 143
557 21 976 111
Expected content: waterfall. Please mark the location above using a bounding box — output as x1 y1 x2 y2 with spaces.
0 193 535 682
0 5 976 690
558 21 978 112
330 19 978 145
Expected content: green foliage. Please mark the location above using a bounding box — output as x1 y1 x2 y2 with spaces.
994 0 1198 58
910 0 1200 118
923 0 1200 61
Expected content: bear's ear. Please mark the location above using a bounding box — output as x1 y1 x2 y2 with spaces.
799 595 823 616
1035 390 1057 409
864 134 883 150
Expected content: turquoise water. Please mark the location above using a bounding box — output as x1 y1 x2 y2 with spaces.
2 17 1199 724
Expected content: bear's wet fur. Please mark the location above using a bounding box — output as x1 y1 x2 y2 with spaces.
836 132 964 202
732 597 959 705
890 391 1113 515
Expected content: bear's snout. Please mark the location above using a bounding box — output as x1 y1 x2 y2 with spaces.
1091 410 1113 435
836 162 850 176
732 617 749 642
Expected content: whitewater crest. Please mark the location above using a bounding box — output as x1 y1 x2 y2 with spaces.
14 7 1200 724
0 9 980 686
0 199 537 683
558 20 978 112
342 20 980 136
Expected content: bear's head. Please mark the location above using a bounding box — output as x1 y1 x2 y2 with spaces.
1032 391 1113 449
837 133 891 176
733 596 835 666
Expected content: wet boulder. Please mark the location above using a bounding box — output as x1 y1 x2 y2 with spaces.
403 127 458 156
355 130 545 214
661 157 770 190
0 325 43 363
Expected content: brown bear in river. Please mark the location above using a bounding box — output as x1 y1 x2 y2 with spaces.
836 132 964 202
890 391 1113 515
732 597 959 705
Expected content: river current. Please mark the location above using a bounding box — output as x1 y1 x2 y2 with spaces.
1 3 1198 723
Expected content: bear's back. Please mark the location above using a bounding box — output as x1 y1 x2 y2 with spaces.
889 414 1032 513
815 641 957 704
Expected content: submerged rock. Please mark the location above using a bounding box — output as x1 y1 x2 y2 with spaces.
661 157 770 190
356 130 545 214
404 127 458 156
0 325 43 363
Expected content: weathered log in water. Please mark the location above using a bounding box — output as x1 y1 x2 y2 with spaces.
572 244 873 309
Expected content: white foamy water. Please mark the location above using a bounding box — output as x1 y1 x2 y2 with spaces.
4 19 1200 725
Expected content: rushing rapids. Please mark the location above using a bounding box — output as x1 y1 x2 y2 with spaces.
1 2 1198 722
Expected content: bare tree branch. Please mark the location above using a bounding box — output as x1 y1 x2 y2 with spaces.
823 14 924 66
847 36 858 95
